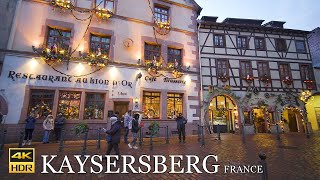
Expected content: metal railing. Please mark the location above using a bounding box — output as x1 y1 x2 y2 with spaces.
58 128 102 157
138 126 170 151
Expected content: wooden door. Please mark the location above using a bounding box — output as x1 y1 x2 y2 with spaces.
288 110 298 132
114 102 129 120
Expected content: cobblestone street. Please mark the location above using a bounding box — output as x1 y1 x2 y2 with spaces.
1 133 320 180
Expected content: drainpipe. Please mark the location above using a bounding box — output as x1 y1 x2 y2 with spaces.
7 0 23 50
197 20 204 127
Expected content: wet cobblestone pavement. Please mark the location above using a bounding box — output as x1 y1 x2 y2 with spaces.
1 133 320 180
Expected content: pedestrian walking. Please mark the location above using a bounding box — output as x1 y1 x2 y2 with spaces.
104 112 121 156
54 113 65 142
175 113 187 143
42 115 54 144
123 110 132 144
128 113 140 149
23 113 36 146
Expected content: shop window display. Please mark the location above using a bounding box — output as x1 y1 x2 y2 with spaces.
58 91 81 120
208 95 238 133
28 90 55 118
143 92 161 119
167 93 183 119
84 93 105 120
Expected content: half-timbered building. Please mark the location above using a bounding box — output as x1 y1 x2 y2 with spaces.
199 16 317 134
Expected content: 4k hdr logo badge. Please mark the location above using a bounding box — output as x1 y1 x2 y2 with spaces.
9 148 35 173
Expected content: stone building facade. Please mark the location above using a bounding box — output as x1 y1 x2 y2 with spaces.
0 0 202 142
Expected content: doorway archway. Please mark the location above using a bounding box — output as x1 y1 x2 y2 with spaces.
281 106 304 133
204 87 243 134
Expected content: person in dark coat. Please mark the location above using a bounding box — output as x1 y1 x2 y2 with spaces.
23 114 36 146
105 113 121 156
175 113 187 143
54 113 65 142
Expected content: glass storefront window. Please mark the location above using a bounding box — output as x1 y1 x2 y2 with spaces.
143 92 160 119
84 93 105 120
208 95 238 133
28 90 55 118
167 93 183 119
58 91 81 120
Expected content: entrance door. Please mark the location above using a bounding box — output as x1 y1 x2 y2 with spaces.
114 102 129 120
288 110 298 132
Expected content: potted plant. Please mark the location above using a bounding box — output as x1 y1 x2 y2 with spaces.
73 122 89 137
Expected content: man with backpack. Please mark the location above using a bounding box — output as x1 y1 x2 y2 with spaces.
128 113 140 149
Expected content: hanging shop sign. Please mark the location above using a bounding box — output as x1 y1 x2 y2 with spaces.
144 76 186 84
7 70 133 88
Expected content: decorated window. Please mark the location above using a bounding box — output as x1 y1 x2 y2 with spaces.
279 63 291 80
58 91 81 120
167 48 182 64
90 34 111 56
47 27 71 50
240 61 253 79
255 37 265 50
28 90 55 118
167 93 183 119
216 59 229 77
214 34 225 47
96 0 114 12
143 92 160 119
237 36 248 49
154 6 169 23
275 38 287 52
295 40 306 53
84 93 105 120
257 62 270 78
144 43 161 62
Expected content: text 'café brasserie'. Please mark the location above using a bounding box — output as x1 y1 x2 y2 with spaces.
0 57 200 142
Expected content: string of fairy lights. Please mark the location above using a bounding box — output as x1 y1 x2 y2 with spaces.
33 0 187 79
33 0 111 77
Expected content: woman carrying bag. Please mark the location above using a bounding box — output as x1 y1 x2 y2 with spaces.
42 115 54 144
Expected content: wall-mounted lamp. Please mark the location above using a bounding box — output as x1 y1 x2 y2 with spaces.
134 97 139 109
136 72 142 81
137 59 141 65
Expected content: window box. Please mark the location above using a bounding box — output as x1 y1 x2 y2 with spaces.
243 74 254 83
217 75 229 82
259 74 271 84
282 76 293 86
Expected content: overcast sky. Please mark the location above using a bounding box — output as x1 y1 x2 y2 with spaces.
195 0 320 31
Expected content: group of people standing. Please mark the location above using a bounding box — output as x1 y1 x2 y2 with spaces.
103 110 141 156
103 110 188 156
22 113 65 146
